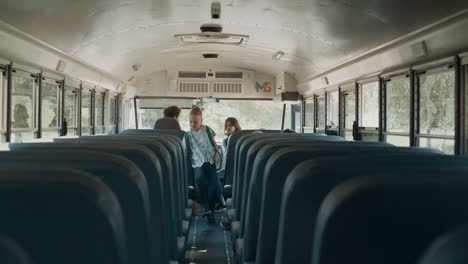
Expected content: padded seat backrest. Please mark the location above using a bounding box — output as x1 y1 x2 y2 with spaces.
78 134 190 201
57 136 185 236
255 143 425 264
9 142 177 261
276 154 467 264
236 135 343 225
120 129 186 140
312 171 468 264
0 167 127 264
240 141 389 263
0 150 158 264
419 224 468 264
225 130 280 185
232 133 329 210
0 235 33 264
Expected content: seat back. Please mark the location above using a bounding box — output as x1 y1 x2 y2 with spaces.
236 135 343 224
120 128 186 140
240 141 389 262
232 133 330 210
9 142 177 261
0 235 33 264
257 147 443 264
0 149 158 264
419 224 468 264
224 130 280 185
0 167 127 264
312 170 468 264
57 136 185 235
275 154 466 264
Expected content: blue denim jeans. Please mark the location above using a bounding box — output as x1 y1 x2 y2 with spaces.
194 162 219 212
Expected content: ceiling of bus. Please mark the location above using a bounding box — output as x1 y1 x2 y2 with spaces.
1 0 468 84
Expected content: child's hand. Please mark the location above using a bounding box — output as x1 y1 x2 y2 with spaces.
214 152 221 165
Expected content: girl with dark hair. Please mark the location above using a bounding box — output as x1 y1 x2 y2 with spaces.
223 117 242 150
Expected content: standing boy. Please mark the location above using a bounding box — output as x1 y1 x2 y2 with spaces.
183 107 221 224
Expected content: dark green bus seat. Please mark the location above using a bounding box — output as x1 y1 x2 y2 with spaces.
9 142 181 261
0 235 33 264
0 167 127 264
254 145 441 264
120 128 186 140
311 169 468 264
0 150 159 264
275 154 467 264
419 223 468 264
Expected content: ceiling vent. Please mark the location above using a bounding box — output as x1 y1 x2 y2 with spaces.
174 32 249 45
203 53 219 59
178 71 206 78
216 72 243 79
178 82 209 93
213 82 242 94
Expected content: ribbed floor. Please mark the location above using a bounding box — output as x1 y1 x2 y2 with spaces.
184 214 234 264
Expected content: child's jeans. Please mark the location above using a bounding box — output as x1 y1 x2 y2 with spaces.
194 162 219 212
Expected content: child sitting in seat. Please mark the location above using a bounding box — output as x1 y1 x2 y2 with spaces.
183 107 221 224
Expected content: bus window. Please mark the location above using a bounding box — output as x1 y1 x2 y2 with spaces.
41 80 61 139
326 90 339 136
343 92 356 140
94 93 105 134
358 81 379 141
11 72 36 143
140 108 163 129
81 91 92 135
384 76 410 146
294 104 301 132
316 95 326 132
327 91 339 128
283 104 292 131
109 96 118 134
0 70 4 143
303 100 314 133
466 66 468 153
126 99 136 129
64 88 78 136
418 67 455 154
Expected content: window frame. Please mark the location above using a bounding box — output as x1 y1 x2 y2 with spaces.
0 66 5 142
382 73 411 146
10 69 38 142
94 91 105 135
80 88 93 135
326 89 340 132
415 63 456 154
109 95 119 134
303 97 315 133
464 64 468 155
357 78 381 141
64 87 79 136
315 93 326 133
40 77 62 139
